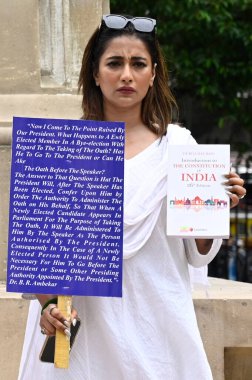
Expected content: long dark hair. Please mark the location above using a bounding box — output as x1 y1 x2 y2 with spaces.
78 18 177 136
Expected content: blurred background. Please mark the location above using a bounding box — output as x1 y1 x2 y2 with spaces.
111 0 252 283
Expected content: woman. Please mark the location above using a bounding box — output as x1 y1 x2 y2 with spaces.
18 15 246 380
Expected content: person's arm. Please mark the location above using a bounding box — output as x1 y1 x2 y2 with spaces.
195 239 213 254
36 294 56 308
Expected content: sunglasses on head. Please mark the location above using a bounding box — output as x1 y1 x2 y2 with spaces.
102 14 156 33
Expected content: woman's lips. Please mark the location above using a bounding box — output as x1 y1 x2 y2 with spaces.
117 86 136 94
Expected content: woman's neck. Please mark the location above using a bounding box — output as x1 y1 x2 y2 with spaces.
104 105 158 159
104 104 142 132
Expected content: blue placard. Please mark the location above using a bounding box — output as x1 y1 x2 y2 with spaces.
7 117 125 297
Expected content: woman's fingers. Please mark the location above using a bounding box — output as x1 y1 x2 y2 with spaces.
226 192 239 208
224 172 246 208
225 172 244 185
71 308 78 326
40 305 75 337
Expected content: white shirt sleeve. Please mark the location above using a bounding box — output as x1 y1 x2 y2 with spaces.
183 238 223 267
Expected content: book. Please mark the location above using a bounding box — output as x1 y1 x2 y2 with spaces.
166 144 230 238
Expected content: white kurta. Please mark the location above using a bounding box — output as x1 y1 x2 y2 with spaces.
18 125 222 380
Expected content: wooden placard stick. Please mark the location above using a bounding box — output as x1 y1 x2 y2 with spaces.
54 295 72 368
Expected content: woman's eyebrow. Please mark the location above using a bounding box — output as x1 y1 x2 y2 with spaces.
106 55 123 60
106 56 148 61
131 56 147 61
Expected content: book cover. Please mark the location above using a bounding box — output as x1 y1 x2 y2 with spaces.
167 144 230 238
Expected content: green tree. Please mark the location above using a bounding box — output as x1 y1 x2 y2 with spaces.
110 0 252 154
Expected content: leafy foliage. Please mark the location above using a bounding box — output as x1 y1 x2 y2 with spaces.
110 0 252 153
